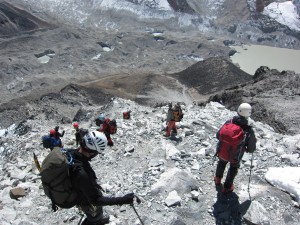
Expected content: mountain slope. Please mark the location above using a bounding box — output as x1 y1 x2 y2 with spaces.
170 57 253 95
0 1 53 37
209 68 300 135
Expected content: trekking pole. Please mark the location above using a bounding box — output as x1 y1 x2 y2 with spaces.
247 152 254 200
131 195 145 225
211 154 217 166
77 214 84 225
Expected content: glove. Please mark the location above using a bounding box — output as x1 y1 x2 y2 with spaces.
120 193 134 205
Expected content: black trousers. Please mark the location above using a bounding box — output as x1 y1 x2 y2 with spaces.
215 159 240 188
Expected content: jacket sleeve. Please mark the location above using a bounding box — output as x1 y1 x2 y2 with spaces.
73 168 130 206
245 128 256 153
95 196 127 206
98 125 104 132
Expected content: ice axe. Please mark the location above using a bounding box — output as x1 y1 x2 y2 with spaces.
33 152 41 173
131 195 144 225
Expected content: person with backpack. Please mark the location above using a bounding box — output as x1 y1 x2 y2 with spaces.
123 110 131 119
41 131 135 225
214 103 256 194
96 114 116 147
73 122 81 146
54 126 64 147
164 102 183 137
48 129 62 150
73 123 89 147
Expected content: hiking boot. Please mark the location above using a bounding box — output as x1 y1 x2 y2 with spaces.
222 184 234 194
81 216 109 225
214 176 222 186
98 216 110 225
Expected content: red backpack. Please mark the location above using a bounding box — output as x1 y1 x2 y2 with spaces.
217 121 246 163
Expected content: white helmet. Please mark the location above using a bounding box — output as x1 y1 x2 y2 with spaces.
83 131 107 153
237 103 252 118
98 114 105 122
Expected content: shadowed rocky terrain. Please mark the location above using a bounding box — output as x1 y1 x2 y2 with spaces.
1 1 300 225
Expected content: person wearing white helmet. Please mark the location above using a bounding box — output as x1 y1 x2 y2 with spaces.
237 103 252 118
214 103 257 194
70 131 135 225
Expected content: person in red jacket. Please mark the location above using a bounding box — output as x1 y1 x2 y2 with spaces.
97 114 114 147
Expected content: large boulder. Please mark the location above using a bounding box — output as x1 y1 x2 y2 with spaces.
150 168 199 195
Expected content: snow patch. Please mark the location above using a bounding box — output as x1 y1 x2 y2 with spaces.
265 167 300 203
263 1 300 31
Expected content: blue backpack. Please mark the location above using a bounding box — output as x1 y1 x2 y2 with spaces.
42 135 53 149
42 135 61 149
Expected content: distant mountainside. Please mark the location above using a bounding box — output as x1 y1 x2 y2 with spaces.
209 67 300 135
0 0 299 136
170 57 252 95
0 1 53 37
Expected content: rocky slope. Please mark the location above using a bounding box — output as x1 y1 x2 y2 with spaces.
0 98 300 225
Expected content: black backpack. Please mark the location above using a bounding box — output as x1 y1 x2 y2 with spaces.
40 147 79 210
108 119 117 134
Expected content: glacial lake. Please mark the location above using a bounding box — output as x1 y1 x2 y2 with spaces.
230 45 300 75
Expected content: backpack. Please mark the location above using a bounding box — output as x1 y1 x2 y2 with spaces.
173 107 183 122
40 147 79 210
108 119 117 134
217 121 246 163
123 111 131 119
42 135 53 149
